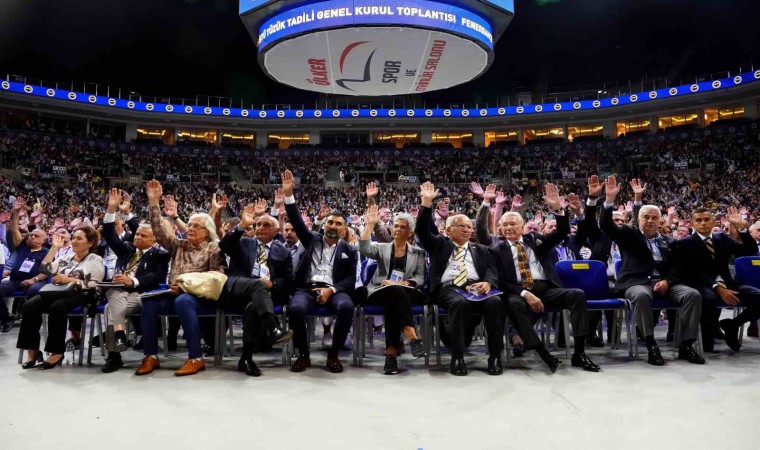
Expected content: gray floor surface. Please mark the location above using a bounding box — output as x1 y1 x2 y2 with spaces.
1 315 759 450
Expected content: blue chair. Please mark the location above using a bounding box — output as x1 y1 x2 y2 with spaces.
555 260 632 356
732 256 760 343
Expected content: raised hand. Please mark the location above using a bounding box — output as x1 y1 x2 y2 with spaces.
146 180 163 206
630 178 648 197
253 198 268 217
365 182 378 200
51 233 65 249
495 191 507 205
274 188 285 209
281 170 296 197
118 192 131 215
510 194 523 211
726 206 747 228
666 206 676 216
107 188 121 211
364 205 380 228
436 200 449 219
469 181 484 198
12 197 27 213
420 182 440 207
542 183 561 211
483 184 497 202
316 204 330 220
163 195 178 218
240 207 255 228
587 175 603 198
213 193 228 210
568 193 583 216
604 176 621 202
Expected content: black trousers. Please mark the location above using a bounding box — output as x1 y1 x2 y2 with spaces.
700 284 760 346
505 280 589 350
17 293 90 354
437 286 505 358
222 278 275 350
366 285 424 350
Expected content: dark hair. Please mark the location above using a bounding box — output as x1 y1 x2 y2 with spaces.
691 208 713 218
74 226 100 254
326 210 347 224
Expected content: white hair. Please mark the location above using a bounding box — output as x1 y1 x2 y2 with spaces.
638 205 661 221
188 213 218 241
394 213 416 232
446 214 470 228
499 211 524 226
750 221 760 232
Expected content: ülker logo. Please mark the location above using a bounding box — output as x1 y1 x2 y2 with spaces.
335 41 376 91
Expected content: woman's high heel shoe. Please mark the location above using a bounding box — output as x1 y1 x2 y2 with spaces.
40 355 64 370
21 351 43 369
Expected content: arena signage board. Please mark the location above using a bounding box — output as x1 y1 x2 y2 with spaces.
240 0 277 15
263 26 489 95
255 0 494 95
257 0 494 50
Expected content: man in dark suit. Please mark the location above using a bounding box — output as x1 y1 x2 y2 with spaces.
219 212 294 377
282 221 306 276
675 207 760 352
600 176 703 366
281 170 358 373
476 183 599 373
101 188 170 373
417 181 505 376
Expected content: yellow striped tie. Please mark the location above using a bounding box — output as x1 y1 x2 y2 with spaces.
257 244 268 276
705 237 715 258
452 245 468 287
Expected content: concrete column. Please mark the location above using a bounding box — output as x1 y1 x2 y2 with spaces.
125 123 137 142
649 114 659 133
309 130 320 145
256 131 268 149
420 130 432 145
473 129 485 147
602 120 616 139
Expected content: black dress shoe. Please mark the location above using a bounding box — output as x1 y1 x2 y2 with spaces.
587 335 605 348
113 337 128 353
665 332 675 343
409 339 426 358
270 328 294 345
512 342 525 358
101 355 124 373
714 328 725 340
702 338 715 354
647 345 665 366
133 337 144 351
719 319 741 352
677 345 705 364
238 359 262 377
383 356 398 375
540 353 561 373
291 355 311 372
40 355 64 370
201 344 215 357
449 357 468 376
0 319 15 333
21 351 43 369
91 333 103 348
571 353 600 372
487 356 503 375
326 356 344 373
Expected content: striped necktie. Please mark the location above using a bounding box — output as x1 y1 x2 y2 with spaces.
704 237 715 258
513 242 534 290
258 243 268 268
452 245 468 287
124 250 143 276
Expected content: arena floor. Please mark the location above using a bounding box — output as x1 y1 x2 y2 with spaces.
1 313 759 450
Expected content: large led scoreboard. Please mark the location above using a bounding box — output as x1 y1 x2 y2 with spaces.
239 0 515 96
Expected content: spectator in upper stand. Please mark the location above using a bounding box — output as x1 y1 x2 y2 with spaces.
0 197 49 332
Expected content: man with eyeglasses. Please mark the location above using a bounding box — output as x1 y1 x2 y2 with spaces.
417 182 504 376
600 175 703 366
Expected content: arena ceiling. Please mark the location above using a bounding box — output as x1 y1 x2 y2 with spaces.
1 0 758 105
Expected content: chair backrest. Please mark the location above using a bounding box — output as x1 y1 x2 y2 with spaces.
734 256 760 289
614 259 622 278
360 259 378 287
555 260 610 300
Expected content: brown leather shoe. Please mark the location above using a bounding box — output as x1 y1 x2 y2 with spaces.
326 356 344 373
175 359 205 376
290 355 311 372
135 356 160 375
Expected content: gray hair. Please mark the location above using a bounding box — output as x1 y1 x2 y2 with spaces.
750 221 760 232
393 213 416 232
445 214 470 228
638 205 661 222
499 211 524 226
188 212 218 241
